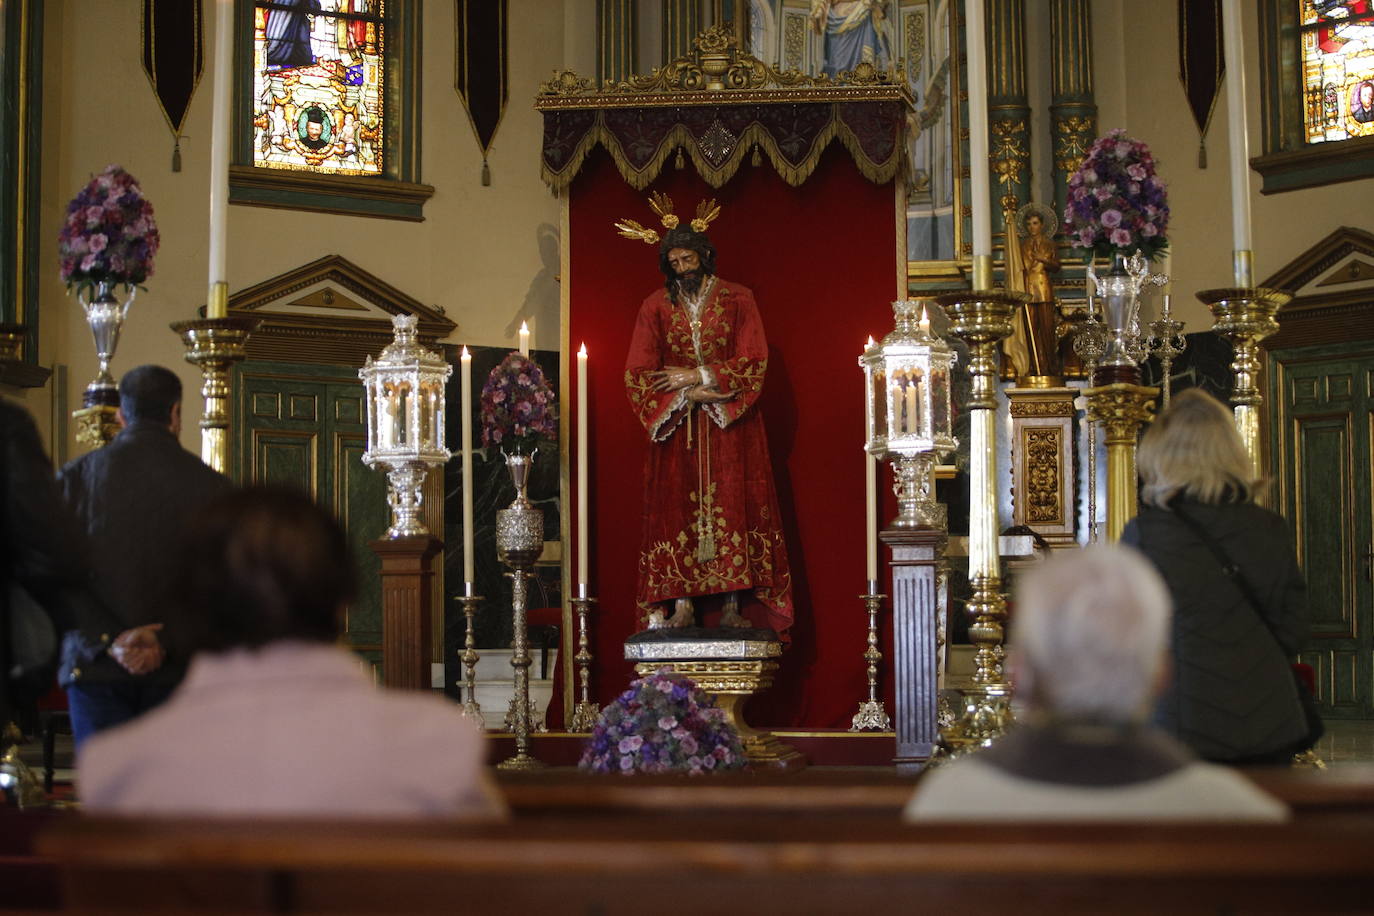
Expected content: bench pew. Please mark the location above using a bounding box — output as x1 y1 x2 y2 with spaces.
36 813 1374 914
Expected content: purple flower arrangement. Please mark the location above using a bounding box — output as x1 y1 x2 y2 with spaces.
1063 129 1169 262
57 165 161 298
578 667 748 775
480 351 558 454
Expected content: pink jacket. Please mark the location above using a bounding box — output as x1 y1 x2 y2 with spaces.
79 641 504 819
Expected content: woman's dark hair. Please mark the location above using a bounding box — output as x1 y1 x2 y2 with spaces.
174 486 356 654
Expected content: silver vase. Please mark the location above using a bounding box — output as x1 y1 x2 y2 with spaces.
80 279 136 407
495 448 545 769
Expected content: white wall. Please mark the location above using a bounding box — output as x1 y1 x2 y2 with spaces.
30 0 570 458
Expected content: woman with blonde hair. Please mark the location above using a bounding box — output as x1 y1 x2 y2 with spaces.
1122 388 1312 764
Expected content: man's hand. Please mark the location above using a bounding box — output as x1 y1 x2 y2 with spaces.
110 623 165 676
685 384 732 403
648 367 702 392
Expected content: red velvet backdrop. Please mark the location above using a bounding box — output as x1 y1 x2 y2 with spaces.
570 147 900 728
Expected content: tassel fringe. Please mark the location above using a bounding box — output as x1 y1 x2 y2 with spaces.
481 158 491 186
172 140 182 173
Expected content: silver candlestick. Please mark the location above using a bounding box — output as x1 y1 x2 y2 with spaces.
456 590 484 727
850 585 892 731
568 591 600 732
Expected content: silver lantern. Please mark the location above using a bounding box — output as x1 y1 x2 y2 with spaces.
860 300 958 529
360 314 453 538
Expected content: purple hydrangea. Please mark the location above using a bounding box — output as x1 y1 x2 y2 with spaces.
1061 129 1169 262
578 667 749 776
479 352 558 452
57 164 160 297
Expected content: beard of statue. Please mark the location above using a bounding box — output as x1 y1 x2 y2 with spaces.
674 270 704 298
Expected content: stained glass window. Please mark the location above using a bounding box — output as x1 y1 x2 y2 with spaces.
1300 0 1374 144
252 0 385 175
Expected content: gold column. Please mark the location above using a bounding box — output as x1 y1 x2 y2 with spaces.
1197 278 1291 479
1082 382 1157 542
171 316 257 473
935 288 1024 753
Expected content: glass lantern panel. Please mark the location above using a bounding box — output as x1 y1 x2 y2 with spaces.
931 368 949 432
872 369 888 440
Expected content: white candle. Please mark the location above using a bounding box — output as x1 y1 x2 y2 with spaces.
965 0 992 259
905 379 918 435
866 452 878 583
519 321 530 356
1220 0 1253 258
1161 293 1172 320
461 346 475 588
864 337 877 584
577 343 589 589
206 0 232 318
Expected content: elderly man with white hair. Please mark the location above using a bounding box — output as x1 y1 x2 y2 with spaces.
905 544 1287 821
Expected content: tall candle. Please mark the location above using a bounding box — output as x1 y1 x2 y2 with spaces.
461 346 475 588
518 321 530 356
206 0 232 318
577 343 589 589
1220 0 1253 264
865 339 878 584
965 0 992 260
904 379 918 435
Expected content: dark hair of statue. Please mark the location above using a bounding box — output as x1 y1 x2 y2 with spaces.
659 226 718 303
172 486 357 655
118 364 182 424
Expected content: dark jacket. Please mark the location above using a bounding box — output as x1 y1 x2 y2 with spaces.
1122 499 1308 762
1 399 112 718
57 421 231 686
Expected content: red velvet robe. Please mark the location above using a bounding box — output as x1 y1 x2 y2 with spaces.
624 277 794 638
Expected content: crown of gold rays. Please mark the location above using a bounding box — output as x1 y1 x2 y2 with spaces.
614 194 722 245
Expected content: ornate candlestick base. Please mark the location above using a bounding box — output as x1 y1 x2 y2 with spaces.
850 589 891 732
72 404 122 449
171 316 258 473
1197 286 1291 476
626 634 805 770
456 592 485 727
495 489 546 771
568 594 600 733
1083 376 1159 543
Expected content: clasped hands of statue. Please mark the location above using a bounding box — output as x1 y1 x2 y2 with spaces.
649 366 732 403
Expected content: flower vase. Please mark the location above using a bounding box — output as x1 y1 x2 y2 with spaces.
503 448 537 511
80 279 136 407
1089 251 1147 384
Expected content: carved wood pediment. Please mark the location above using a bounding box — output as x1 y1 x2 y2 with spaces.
1262 227 1374 351
226 255 456 366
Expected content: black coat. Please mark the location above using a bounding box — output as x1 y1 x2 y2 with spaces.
57 421 230 685
1122 500 1308 762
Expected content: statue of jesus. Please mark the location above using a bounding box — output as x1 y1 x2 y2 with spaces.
620 198 794 637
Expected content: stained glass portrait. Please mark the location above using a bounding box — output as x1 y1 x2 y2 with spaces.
252 0 386 175
1300 0 1374 143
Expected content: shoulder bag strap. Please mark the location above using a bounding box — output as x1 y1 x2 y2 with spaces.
1169 501 1279 646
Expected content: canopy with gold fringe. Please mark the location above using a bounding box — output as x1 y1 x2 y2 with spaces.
535 25 914 192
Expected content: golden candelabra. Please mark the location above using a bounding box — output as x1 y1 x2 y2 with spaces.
934 286 1025 754
850 588 891 731
1197 275 1291 478
171 316 257 473
456 591 484 727
1082 381 1159 542
568 592 600 732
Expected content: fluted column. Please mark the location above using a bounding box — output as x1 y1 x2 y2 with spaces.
663 0 702 63
987 0 1031 215
597 0 637 87
1049 0 1097 220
